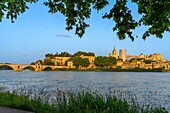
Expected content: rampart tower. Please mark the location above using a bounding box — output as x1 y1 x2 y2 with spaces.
119 49 127 61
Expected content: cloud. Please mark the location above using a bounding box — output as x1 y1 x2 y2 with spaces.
55 33 72 38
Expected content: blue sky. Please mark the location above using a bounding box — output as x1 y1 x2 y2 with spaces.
0 1 170 64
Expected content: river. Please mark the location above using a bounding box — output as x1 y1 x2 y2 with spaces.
0 70 170 111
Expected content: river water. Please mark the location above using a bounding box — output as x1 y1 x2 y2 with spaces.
0 70 170 111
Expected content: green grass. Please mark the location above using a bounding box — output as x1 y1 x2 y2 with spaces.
0 88 168 113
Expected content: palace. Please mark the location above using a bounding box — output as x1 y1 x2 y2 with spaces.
48 46 169 70
107 46 169 70
48 46 170 70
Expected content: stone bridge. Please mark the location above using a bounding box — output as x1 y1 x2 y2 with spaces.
0 63 68 72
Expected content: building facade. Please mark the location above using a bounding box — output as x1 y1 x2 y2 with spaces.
51 57 71 66
148 53 163 61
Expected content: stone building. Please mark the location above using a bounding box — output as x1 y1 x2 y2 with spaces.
126 54 138 60
149 53 163 61
116 60 123 67
145 64 153 69
139 53 145 59
44 48 168 70
51 57 71 66
109 46 118 59
122 61 130 69
80 55 95 68
152 62 161 68
139 62 145 68
119 49 127 61
67 61 74 68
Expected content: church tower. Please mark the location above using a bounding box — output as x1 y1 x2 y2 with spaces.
109 45 118 59
112 45 117 56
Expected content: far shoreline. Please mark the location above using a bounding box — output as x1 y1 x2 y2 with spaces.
51 68 168 72
1 67 170 72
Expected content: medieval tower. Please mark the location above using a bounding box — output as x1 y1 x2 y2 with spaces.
119 49 127 61
109 46 118 59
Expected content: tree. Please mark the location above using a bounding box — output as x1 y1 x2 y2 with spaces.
30 62 35 65
94 56 106 67
108 57 117 66
67 56 90 68
0 0 37 22
43 58 55 65
73 51 95 57
1 0 169 41
54 51 72 57
94 56 117 67
45 53 54 58
36 60 43 64
80 58 90 67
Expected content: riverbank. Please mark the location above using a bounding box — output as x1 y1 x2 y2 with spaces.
51 67 165 72
0 88 168 113
0 66 167 72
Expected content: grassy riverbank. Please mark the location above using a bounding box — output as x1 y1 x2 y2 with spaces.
0 89 167 113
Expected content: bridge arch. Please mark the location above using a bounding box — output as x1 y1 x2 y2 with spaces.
0 65 14 70
42 67 53 71
22 66 35 71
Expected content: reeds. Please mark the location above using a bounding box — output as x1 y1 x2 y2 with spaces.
0 87 168 113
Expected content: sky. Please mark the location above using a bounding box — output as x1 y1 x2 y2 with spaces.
0 1 170 64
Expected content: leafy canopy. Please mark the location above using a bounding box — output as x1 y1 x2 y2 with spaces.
0 0 37 22
94 56 117 67
0 0 169 41
67 56 90 67
73 51 95 57
45 51 72 58
43 58 55 65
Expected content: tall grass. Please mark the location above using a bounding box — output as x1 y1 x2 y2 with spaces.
0 87 168 113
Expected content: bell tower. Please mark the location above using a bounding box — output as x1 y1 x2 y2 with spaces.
112 45 117 56
109 45 118 59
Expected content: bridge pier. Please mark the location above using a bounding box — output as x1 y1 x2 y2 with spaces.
13 65 23 72
35 68 42 72
35 62 43 71
13 70 22 72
